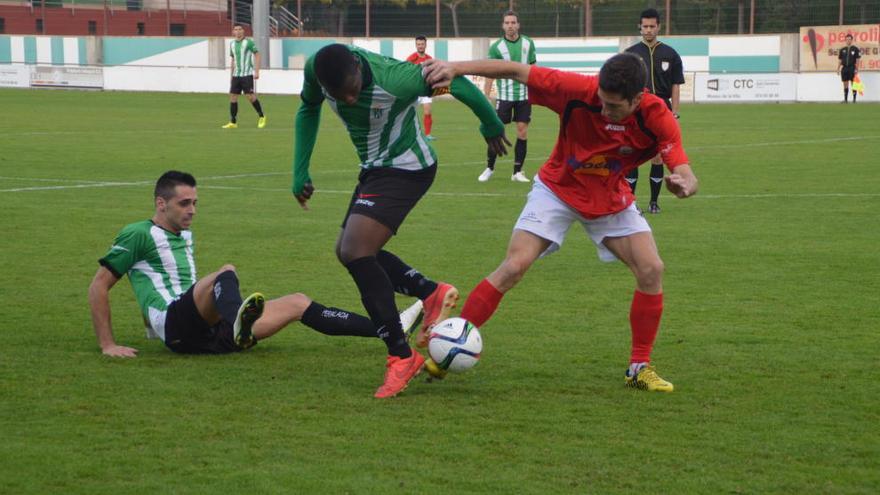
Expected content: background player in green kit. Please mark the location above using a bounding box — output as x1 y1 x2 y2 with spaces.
479 10 537 183
222 24 266 129
88 171 424 357
292 44 509 398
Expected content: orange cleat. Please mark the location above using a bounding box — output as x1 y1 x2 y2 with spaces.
374 351 425 398
415 283 459 348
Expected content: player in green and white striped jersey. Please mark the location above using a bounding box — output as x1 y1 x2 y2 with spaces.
222 24 266 129
88 171 425 357
292 44 509 397
480 10 537 184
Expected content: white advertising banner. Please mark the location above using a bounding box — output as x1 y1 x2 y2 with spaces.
30 66 103 89
694 73 797 102
0 65 30 88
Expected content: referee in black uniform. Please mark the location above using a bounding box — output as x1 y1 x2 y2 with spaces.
625 8 684 214
837 33 861 103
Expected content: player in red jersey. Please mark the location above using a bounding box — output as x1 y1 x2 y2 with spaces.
422 53 698 392
405 35 436 140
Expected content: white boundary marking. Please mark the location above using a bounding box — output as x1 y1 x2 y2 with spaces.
3 133 880 196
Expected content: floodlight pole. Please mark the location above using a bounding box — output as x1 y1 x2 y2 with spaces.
584 0 592 37
749 0 755 34
253 0 270 68
839 0 844 25
665 0 671 35
366 0 371 37
436 0 441 38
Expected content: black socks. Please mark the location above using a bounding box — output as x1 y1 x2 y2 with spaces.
213 270 243 325
345 256 410 358
376 250 437 300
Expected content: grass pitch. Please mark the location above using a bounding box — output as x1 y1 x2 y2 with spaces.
0 88 877 493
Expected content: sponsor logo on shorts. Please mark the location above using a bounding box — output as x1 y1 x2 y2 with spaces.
605 123 626 132
520 211 542 223
355 199 375 207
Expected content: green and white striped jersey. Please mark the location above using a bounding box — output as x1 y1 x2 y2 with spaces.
99 220 197 341
488 35 537 101
230 38 258 77
300 47 437 171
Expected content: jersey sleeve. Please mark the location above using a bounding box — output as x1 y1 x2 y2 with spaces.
648 105 689 170
855 47 861 60
406 53 418 63
528 38 537 65
527 66 594 114
292 55 324 195
671 51 685 85
379 59 432 99
99 225 145 278
446 76 505 138
248 39 258 53
488 42 502 60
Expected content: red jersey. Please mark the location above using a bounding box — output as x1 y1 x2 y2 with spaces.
406 52 433 64
528 66 689 219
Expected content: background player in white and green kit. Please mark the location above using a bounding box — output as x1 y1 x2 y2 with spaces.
480 10 537 183
88 171 424 357
222 24 266 129
292 44 509 398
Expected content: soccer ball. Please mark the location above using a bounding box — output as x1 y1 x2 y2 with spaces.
428 317 482 372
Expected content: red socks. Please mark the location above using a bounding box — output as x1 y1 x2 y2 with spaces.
460 279 504 328
424 114 433 136
630 290 663 363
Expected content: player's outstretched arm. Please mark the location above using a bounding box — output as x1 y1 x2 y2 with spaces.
445 76 510 155
88 266 138 358
664 164 698 198
292 101 321 210
423 59 531 89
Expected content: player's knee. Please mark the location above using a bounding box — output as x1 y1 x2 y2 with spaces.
637 259 665 286
500 257 530 284
219 264 237 273
283 293 312 320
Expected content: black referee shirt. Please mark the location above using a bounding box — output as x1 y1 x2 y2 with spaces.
838 45 861 68
626 41 685 100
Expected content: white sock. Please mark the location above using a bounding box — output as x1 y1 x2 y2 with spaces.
628 362 649 376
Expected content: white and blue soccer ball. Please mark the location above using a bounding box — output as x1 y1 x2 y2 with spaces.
428 317 482 372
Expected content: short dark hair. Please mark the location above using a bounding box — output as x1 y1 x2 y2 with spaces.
598 53 647 102
233 23 245 29
640 8 660 23
155 171 196 200
415 35 427 42
314 43 359 91
845 33 853 39
503 10 519 22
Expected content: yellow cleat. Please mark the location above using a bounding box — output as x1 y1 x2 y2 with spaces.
257 116 267 129
221 122 238 129
625 365 674 392
424 357 447 381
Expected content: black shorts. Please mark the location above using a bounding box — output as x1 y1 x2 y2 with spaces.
342 164 437 234
163 285 248 354
496 100 532 124
841 67 856 82
230 75 255 94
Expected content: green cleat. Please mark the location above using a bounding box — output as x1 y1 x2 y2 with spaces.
221 122 238 129
257 116 267 129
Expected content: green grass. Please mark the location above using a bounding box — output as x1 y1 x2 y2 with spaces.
0 88 878 494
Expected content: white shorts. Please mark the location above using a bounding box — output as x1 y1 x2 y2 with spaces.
418 96 433 105
513 176 651 262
